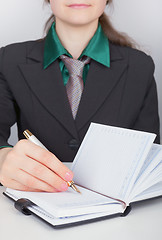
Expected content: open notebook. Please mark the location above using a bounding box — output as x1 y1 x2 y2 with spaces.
4 123 162 227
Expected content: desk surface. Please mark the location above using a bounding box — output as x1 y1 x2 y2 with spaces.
0 186 162 240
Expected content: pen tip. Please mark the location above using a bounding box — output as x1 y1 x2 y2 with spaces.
67 181 81 194
72 185 81 194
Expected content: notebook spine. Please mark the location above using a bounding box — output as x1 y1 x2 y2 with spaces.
120 205 132 217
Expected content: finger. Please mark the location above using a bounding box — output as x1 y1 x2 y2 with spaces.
16 140 74 182
5 179 59 192
13 169 60 192
19 155 69 191
2 178 37 191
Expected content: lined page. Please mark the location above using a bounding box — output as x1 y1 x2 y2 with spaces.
5 186 122 218
72 123 156 202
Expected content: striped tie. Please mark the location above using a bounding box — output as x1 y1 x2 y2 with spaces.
60 55 90 119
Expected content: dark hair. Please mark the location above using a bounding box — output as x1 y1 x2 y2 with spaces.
44 0 136 48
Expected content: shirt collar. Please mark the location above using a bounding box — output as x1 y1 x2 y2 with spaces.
43 22 110 69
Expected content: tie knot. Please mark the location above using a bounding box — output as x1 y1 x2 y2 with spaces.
60 55 90 77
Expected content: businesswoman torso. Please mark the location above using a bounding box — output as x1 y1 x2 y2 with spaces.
0 0 160 192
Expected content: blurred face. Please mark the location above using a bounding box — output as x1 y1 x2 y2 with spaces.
49 0 107 26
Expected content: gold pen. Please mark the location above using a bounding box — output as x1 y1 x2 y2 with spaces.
23 130 81 194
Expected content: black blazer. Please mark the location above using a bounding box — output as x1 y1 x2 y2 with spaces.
0 40 160 162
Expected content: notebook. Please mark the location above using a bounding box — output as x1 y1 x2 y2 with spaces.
4 123 162 228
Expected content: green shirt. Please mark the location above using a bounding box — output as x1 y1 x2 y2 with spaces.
44 22 110 85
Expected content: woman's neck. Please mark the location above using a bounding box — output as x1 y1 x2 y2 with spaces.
55 19 98 59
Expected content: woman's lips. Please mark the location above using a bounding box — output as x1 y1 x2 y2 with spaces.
68 4 90 9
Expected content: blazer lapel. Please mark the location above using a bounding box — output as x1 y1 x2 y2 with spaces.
75 44 127 131
18 41 78 139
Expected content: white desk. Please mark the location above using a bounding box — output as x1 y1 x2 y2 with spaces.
0 186 162 240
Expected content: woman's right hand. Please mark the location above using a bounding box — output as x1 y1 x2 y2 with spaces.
0 140 73 192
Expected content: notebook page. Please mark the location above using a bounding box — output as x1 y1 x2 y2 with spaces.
132 163 162 196
5 186 122 218
29 202 124 227
128 144 162 200
72 123 156 202
134 144 162 182
132 181 162 202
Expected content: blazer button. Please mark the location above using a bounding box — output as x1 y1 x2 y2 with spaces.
68 139 79 150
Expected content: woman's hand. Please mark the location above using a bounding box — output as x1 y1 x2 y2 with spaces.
0 140 73 192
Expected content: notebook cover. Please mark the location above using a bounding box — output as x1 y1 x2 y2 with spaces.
3 192 129 228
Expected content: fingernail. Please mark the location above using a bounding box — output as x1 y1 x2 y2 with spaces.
65 172 73 181
61 182 68 191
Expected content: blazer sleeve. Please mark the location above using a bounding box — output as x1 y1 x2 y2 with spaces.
133 56 160 143
0 47 17 147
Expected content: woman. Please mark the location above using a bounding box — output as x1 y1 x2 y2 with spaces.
0 0 160 192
